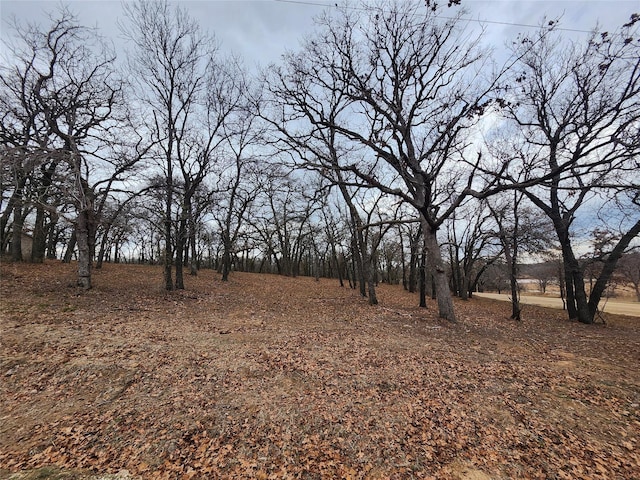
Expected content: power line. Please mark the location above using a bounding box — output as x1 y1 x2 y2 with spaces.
273 0 596 34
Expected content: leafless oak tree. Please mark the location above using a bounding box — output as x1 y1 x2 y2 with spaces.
265 1 504 320
500 17 640 323
1 7 127 289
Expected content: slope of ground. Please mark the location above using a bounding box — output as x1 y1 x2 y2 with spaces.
1 261 639 479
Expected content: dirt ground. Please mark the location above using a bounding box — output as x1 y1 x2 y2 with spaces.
1 261 639 479
475 292 640 317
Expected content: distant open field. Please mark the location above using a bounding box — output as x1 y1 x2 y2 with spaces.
475 292 640 317
1 262 639 479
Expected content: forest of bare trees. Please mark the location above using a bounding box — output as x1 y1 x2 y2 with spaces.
1 1 638 324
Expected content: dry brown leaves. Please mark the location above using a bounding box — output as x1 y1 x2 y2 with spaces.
1 261 639 479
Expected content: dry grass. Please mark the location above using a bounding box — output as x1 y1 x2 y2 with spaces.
1 261 639 479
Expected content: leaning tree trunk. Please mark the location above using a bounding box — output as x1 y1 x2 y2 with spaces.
63 230 77 263
587 219 640 322
0 197 16 254
423 220 455 322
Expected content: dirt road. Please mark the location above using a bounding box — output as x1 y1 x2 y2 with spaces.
475 292 640 317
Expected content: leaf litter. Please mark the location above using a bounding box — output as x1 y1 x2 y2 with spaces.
1 262 639 479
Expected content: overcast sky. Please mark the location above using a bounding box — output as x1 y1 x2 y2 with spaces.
1 0 639 70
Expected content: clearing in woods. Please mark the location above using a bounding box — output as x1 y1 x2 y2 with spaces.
0 261 639 479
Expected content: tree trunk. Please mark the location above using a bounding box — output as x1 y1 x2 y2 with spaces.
399 229 407 290
431 273 437 300
63 230 77 263
31 206 47 263
0 199 15 254
350 233 364 296
175 215 186 290
508 257 521 321
587 219 640 322
560 240 591 323
366 252 378 305
95 224 112 269
1 176 27 254
221 238 232 282
563 260 576 315
163 169 174 290
45 214 60 260
459 269 469 301
76 211 92 289
448 244 460 297
408 227 421 293
423 222 455 322
333 246 344 287
419 251 427 308
11 203 24 262
501 237 521 321
189 214 198 275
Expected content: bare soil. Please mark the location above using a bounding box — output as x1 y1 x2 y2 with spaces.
1 261 639 479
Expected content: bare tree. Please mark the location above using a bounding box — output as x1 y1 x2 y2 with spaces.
0 12 59 260
501 17 640 323
488 192 554 320
1 7 129 289
122 0 246 289
215 82 263 282
266 1 504 321
247 172 323 278
445 199 501 301
122 0 210 290
262 60 382 302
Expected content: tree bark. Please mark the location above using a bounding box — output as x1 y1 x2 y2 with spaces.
175 215 186 290
419 251 427 308
45 214 59 260
163 174 174 290
366 252 378 305
10 202 24 262
504 245 521 321
76 211 92 289
221 238 232 282
423 221 455 322
559 239 591 323
31 206 47 263
189 211 198 275
408 227 421 293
